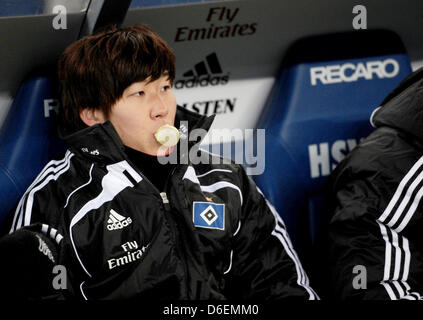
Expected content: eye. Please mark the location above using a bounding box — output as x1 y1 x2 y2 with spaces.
161 85 171 92
134 91 145 97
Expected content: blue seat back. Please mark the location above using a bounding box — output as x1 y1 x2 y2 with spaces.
254 30 412 260
0 74 66 226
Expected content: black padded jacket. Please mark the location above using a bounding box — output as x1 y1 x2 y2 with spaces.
328 68 423 300
6 106 318 300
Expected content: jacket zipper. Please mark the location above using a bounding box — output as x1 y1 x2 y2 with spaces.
130 162 190 298
161 167 192 299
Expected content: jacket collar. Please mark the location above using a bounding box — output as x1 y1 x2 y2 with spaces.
372 67 423 141
61 106 215 164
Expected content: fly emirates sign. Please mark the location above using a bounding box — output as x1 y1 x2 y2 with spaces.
170 5 271 145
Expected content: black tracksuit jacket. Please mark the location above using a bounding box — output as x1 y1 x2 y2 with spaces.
328 68 423 300
7 107 318 300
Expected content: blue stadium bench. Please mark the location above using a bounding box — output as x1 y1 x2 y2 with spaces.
254 30 412 266
0 73 66 227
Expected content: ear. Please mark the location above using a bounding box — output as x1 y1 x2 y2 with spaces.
79 108 106 127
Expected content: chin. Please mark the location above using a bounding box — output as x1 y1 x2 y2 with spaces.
156 146 174 157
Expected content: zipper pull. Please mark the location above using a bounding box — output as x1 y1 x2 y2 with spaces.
160 192 171 211
160 192 169 204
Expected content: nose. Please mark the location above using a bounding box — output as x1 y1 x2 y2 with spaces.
150 94 168 119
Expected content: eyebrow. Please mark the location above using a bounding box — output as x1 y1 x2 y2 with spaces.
127 73 171 94
142 72 170 85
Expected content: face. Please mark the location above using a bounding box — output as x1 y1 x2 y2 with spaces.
107 75 177 155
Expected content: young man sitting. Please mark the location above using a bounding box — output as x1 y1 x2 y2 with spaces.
3 24 318 300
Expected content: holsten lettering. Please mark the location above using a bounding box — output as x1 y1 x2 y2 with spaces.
180 98 236 116
107 244 149 270
310 59 400 85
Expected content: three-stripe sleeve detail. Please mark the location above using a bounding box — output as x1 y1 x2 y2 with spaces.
377 155 423 299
